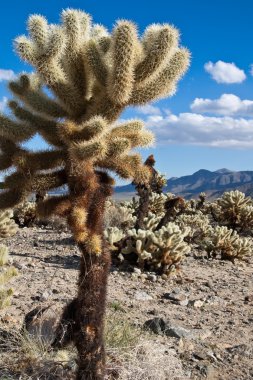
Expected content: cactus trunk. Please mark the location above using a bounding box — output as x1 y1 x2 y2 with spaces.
75 243 111 380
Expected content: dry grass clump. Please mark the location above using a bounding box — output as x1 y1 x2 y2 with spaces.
0 311 186 380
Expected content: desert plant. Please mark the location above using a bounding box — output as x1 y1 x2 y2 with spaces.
203 226 253 262
176 211 211 243
0 210 17 239
122 221 190 273
13 201 37 227
0 245 18 309
211 190 253 230
0 8 190 379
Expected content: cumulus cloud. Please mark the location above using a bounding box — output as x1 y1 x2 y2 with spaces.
136 104 162 115
204 61 246 83
191 94 253 117
0 69 16 81
138 108 253 148
0 96 7 112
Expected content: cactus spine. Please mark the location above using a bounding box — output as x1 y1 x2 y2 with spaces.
0 9 190 379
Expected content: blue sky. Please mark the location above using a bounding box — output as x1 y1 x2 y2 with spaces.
1 0 253 180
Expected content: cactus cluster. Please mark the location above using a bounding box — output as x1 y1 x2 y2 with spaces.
211 190 253 231
203 226 253 261
104 187 253 271
123 222 190 273
0 245 18 309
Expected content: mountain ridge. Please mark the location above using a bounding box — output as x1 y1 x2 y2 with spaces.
114 168 253 199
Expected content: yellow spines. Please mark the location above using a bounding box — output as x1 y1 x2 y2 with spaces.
68 206 88 243
8 80 68 119
61 116 107 143
70 140 106 161
106 137 131 158
13 150 65 172
14 35 38 65
62 9 91 49
0 114 35 143
84 234 102 255
130 48 190 104
86 40 108 87
8 101 64 147
28 14 49 51
125 130 155 148
111 120 144 136
107 20 138 104
136 24 179 83
31 170 67 192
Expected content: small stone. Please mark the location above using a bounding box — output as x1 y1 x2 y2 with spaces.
189 299 204 308
147 274 157 282
133 267 142 275
163 292 189 306
143 317 166 334
161 274 168 280
134 291 153 301
40 291 51 302
244 295 253 303
13 261 27 270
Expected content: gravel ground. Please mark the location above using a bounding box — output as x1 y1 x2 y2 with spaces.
1 225 253 380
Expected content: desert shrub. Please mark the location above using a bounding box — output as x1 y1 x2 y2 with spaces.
122 221 190 274
13 201 37 227
202 225 253 262
176 211 211 243
0 245 18 309
211 190 253 231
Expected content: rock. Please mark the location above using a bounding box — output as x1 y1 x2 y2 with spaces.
189 299 204 308
147 274 157 282
24 304 62 344
40 291 51 302
13 261 27 270
133 267 142 275
144 317 210 341
143 318 166 334
163 291 189 306
135 291 153 301
244 295 253 303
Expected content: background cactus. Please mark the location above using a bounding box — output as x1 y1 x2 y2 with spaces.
0 210 17 239
0 245 18 309
0 8 190 379
211 190 253 230
202 226 253 262
13 201 37 227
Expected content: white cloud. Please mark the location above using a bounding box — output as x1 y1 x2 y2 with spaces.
136 104 162 115
204 61 246 83
140 110 253 148
191 94 253 117
0 97 7 112
0 69 16 82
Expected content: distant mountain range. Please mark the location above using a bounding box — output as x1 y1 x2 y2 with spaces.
114 169 253 200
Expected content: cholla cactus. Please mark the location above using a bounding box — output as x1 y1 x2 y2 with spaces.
212 190 253 230
203 226 253 261
0 245 18 309
123 222 190 274
0 9 190 379
149 192 167 215
104 227 124 249
0 210 17 239
176 212 211 243
13 201 37 227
